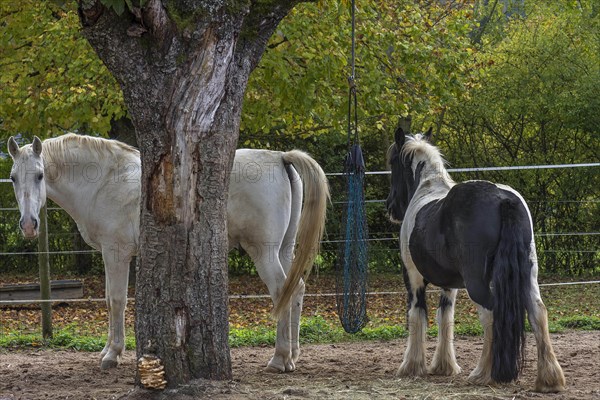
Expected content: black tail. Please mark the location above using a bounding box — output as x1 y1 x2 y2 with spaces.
491 199 531 383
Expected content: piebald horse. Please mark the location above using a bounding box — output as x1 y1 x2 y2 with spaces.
386 128 565 392
7 133 329 372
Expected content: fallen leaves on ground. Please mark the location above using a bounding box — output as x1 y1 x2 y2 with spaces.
1 273 598 337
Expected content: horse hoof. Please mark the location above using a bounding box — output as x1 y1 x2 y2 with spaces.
467 371 492 386
265 365 284 373
266 358 295 373
535 363 566 393
428 363 461 376
291 349 300 364
101 359 118 370
397 361 427 377
535 380 565 393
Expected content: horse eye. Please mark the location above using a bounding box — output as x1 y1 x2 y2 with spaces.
10 175 16 183
37 173 44 181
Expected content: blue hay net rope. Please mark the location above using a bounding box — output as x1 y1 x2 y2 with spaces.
336 0 368 333
336 144 369 334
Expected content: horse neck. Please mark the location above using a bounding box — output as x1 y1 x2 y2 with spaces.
41 141 116 220
413 160 455 200
42 158 89 220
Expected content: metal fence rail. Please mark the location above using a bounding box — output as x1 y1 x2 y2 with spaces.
0 162 598 314
1 280 598 306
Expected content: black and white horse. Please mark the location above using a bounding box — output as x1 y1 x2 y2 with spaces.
386 128 565 392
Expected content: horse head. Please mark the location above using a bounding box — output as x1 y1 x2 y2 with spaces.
386 127 433 224
7 136 46 239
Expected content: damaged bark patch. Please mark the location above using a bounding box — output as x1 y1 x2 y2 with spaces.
174 307 188 348
148 153 176 224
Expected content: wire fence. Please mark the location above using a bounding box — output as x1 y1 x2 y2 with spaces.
0 163 598 257
1 279 599 306
0 162 598 267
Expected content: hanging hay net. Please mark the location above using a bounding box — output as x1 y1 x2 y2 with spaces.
335 144 369 334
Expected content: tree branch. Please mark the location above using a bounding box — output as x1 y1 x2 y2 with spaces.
237 0 304 71
143 0 174 42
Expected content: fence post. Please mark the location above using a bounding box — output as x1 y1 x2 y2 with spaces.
38 204 52 338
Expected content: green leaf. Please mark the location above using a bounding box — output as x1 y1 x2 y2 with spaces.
0 1 125 137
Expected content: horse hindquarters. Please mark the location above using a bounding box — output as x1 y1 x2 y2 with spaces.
271 151 329 319
264 151 328 372
491 198 565 391
278 161 305 367
236 150 327 373
490 199 531 383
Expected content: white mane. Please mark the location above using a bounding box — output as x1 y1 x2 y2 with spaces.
401 134 447 168
402 134 455 186
41 133 139 166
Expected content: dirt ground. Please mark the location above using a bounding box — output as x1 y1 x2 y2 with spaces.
0 330 598 400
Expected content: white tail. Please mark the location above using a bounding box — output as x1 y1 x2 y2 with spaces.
272 150 329 319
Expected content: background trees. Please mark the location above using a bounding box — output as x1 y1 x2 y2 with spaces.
1 0 598 277
442 1 600 274
0 1 125 136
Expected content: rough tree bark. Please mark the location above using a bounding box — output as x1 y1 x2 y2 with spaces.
77 0 302 385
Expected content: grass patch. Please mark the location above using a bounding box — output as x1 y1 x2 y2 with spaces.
229 326 275 348
3 315 598 351
0 333 43 348
357 325 407 341
454 324 484 336
0 328 135 352
215 314 600 349
230 316 409 347
557 315 600 330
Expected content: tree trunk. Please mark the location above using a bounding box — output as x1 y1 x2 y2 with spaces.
77 0 301 386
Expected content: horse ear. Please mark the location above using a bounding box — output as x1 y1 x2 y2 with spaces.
423 127 434 143
7 136 20 159
32 136 43 156
394 127 406 148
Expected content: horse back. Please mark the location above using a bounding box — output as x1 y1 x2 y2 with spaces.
408 180 532 288
227 149 297 250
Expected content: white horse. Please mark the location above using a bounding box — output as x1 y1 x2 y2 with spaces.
7 134 329 372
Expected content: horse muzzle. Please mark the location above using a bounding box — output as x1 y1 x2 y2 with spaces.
386 206 403 225
388 214 403 225
20 216 40 239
